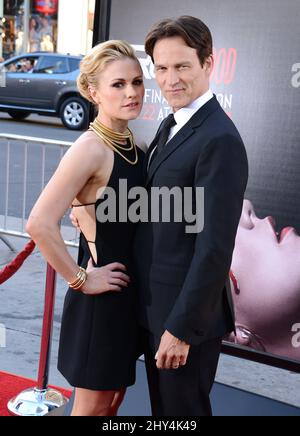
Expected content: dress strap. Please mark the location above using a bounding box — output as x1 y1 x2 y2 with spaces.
81 232 96 245
72 202 96 208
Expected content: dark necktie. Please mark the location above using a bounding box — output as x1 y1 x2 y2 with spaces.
149 113 176 168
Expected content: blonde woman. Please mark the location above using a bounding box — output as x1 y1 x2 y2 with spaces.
27 41 145 416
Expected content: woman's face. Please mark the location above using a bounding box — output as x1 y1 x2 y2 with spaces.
91 57 144 126
231 199 300 359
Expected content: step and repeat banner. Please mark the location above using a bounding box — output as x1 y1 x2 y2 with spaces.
109 0 300 364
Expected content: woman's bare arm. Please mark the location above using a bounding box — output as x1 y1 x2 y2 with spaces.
26 136 102 282
27 136 130 294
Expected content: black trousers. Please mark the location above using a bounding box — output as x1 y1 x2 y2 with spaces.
140 328 222 416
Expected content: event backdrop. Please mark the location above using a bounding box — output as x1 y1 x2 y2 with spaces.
108 0 300 363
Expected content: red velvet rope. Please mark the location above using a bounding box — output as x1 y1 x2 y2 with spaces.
0 240 36 285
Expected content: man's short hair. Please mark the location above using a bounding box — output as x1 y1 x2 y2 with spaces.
145 16 213 67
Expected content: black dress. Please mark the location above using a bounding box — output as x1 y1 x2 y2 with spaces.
58 145 144 391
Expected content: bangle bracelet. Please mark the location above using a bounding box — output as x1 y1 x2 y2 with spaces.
68 267 86 286
68 267 87 290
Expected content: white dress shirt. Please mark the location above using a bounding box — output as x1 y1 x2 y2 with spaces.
169 89 214 141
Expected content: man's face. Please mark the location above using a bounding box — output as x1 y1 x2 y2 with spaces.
153 36 213 112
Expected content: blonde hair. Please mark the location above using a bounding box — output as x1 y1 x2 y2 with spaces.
77 40 139 103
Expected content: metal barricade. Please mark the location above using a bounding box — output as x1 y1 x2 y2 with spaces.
0 133 79 248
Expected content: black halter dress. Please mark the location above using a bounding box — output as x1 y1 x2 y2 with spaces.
58 143 144 390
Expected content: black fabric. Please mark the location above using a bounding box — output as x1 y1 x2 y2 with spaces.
58 147 145 391
148 114 176 168
141 327 222 416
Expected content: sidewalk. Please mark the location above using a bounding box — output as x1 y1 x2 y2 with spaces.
1 235 300 409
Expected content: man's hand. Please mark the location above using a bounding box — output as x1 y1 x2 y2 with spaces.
155 330 190 370
70 209 81 231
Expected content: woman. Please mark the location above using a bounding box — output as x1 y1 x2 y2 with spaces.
29 18 41 52
228 199 300 361
26 40 145 416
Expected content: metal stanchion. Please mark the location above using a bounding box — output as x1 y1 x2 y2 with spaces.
0 235 15 252
8 264 68 416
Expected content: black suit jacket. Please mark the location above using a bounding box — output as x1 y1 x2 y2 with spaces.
134 96 248 345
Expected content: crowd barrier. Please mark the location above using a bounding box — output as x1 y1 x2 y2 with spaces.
0 133 78 248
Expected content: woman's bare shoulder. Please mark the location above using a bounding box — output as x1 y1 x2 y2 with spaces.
68 130 108 159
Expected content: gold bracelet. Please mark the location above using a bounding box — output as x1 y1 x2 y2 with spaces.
68 267 86 286
72 276 87 290
68 267 87 290
70 274 87 291
71 268 87 289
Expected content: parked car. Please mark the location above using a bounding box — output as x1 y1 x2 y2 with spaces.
0 52 90 130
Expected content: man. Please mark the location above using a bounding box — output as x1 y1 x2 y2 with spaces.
134 16 248 416
22 58 35 73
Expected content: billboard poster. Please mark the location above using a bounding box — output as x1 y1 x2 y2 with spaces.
109 0 300 363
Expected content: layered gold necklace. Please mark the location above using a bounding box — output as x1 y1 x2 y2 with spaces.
89 118 138 165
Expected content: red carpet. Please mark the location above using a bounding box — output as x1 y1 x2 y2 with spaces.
0 371 71 416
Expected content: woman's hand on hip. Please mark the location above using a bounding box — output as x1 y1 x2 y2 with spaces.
80 259 130 295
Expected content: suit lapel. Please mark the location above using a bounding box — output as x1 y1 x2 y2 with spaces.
146 128 194 185
143 120 165 180
146 96 220 186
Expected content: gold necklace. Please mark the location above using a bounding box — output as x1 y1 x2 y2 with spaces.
89 118 138 165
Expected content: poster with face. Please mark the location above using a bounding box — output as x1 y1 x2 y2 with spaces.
108 0 300 363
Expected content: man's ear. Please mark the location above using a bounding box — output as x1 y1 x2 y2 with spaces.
205 55 214 74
